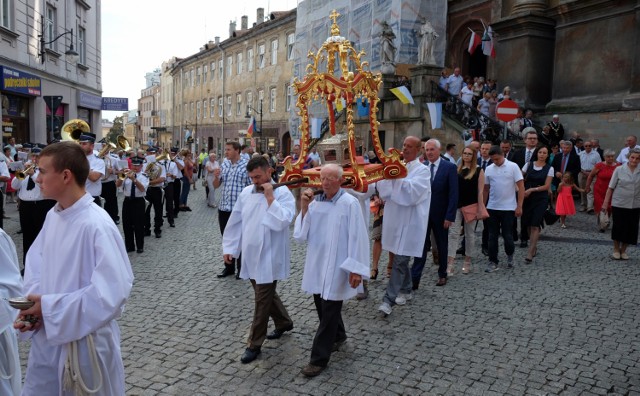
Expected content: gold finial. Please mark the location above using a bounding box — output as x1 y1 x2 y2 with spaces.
329 9 341 36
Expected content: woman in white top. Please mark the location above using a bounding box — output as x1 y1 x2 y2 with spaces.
205 151 220 208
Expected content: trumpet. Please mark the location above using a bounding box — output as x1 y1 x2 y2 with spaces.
118 169 134 180
16 165 36 180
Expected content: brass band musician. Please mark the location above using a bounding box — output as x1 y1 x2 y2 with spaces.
143 147 166 238
116 157 148 253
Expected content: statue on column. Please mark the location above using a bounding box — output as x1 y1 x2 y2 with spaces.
379 21 396 75
417 19 438 65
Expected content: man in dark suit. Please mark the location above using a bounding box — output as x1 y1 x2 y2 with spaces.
511 129 538 247
552 140 581 188
500 139 515 162
411 139 458 288
477 142 493 255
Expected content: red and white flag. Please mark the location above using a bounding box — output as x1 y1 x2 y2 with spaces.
247 116 256 138
468 31 481 54
482 26 496 58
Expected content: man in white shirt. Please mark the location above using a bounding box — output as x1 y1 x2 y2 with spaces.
294 164 369 377
616 135 640 164
0 159 9 229
223 156 295 364
117 157 149 253
483 146 524 272
159 150 179 227
78 132 105 206
578 141 602 213
445 67 463 96
377 136 431 315
15 141 133 395
100 145 121 224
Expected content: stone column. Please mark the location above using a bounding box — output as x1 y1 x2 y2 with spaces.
512 0 548 15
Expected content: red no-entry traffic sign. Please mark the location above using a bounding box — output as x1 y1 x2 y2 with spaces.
495 99 519 122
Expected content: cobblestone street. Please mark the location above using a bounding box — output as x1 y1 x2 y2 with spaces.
3 187 640 395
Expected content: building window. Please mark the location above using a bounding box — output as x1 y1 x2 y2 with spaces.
203 65 208 82
190 69 194 87
247 48 254 71
270 87 277 112
197 101 201 119
236 52 243 74
197 67 201 85
271 39 278 65
211 99 215 118
226 95 232 116
287 33 295 60
210 62 215 81
286 83 292 111
0 0 11 29
236 93 242 116
45 5 56 51
258 44 265 69
203 99 208 118
247 91 253 114
184 103 188 119
190 102 194 119
78 27 86 65
218 97 223 117
227 56 232 76
219 59 223 79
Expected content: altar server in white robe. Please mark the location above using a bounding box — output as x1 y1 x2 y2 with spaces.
377 136 431 316
294 164 370 378
14 142 134 396
222 156 295 364
0 228 23 395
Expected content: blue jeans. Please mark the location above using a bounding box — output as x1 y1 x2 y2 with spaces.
179 176 190 205
487 209 515 264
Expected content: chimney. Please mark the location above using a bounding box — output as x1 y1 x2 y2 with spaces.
215 36 220 45
241 15 248 30
229 20 236 37
257 8 264 24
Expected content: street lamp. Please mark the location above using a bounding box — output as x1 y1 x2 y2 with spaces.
39 15 79 64
245 99 263 150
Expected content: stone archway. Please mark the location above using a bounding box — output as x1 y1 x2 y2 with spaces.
448 20 488 79
281 131 291 156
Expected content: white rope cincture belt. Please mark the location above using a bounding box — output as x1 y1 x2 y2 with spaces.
63 334 103 395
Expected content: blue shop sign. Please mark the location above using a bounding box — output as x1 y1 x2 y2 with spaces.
101 97 129 111
78 91 102 110
0 66 41 96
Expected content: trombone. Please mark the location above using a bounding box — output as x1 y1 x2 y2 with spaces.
16 165 36 180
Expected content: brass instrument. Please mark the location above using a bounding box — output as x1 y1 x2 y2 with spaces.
145 161 162 181
61 119 90 142
16 165 36 180
116 135 133 153
155 152 170 162
97 142 116 159
118 169 133 181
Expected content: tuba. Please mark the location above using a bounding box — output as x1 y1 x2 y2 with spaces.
145 161 162 181
97 142 116 159
116 135 133 153
155 152 170 162
61 119 90 142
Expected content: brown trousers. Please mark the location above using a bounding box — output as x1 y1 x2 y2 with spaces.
248 280 293 349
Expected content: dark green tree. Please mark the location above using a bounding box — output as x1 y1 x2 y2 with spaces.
107 116 124 142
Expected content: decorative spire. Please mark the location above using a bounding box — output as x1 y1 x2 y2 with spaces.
329 9 341 36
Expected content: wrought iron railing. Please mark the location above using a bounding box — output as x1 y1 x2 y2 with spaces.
430 81 523 144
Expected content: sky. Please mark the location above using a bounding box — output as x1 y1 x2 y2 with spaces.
101 0 297 121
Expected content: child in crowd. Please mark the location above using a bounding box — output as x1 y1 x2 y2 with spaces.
555 172 584 228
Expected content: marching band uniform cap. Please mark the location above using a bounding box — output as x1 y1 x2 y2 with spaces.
98 138 107 144
31 147 43 155
22 143 34 149
37 143 47 149
15 144 22 149
170 147 179 153
78 132 97 142
131 157 144 166
146 146 158 153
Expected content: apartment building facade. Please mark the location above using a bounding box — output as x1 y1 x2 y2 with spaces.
170 8 296 155
0 0 102 145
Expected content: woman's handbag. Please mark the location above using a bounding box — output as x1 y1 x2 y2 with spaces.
544 204 560 225
461 203 489 223
598 210 610 231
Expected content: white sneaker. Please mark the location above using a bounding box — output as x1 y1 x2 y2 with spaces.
395 292 413 305
378 302 392 315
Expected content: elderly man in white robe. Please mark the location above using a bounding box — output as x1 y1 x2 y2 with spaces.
377 136 431 316
223 156 296 364
0 228 23 395
14 142 134 396
294 164 370 378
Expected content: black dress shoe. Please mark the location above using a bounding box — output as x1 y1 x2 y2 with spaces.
412 280 420 291
217 266 235 278
169 223 175 228
266 324 294 340
126 248 135 253
301 364 326 377
482 247 489 256
240 347 261 364
520 241 528 248
436 277 447 286
155 233 161 238
137 249 144 253
456 247 465 255
184 207 192 211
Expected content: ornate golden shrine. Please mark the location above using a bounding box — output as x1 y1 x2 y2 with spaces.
279 10 407 192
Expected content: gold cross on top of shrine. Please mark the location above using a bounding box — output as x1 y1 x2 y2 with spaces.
329 9 341 36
